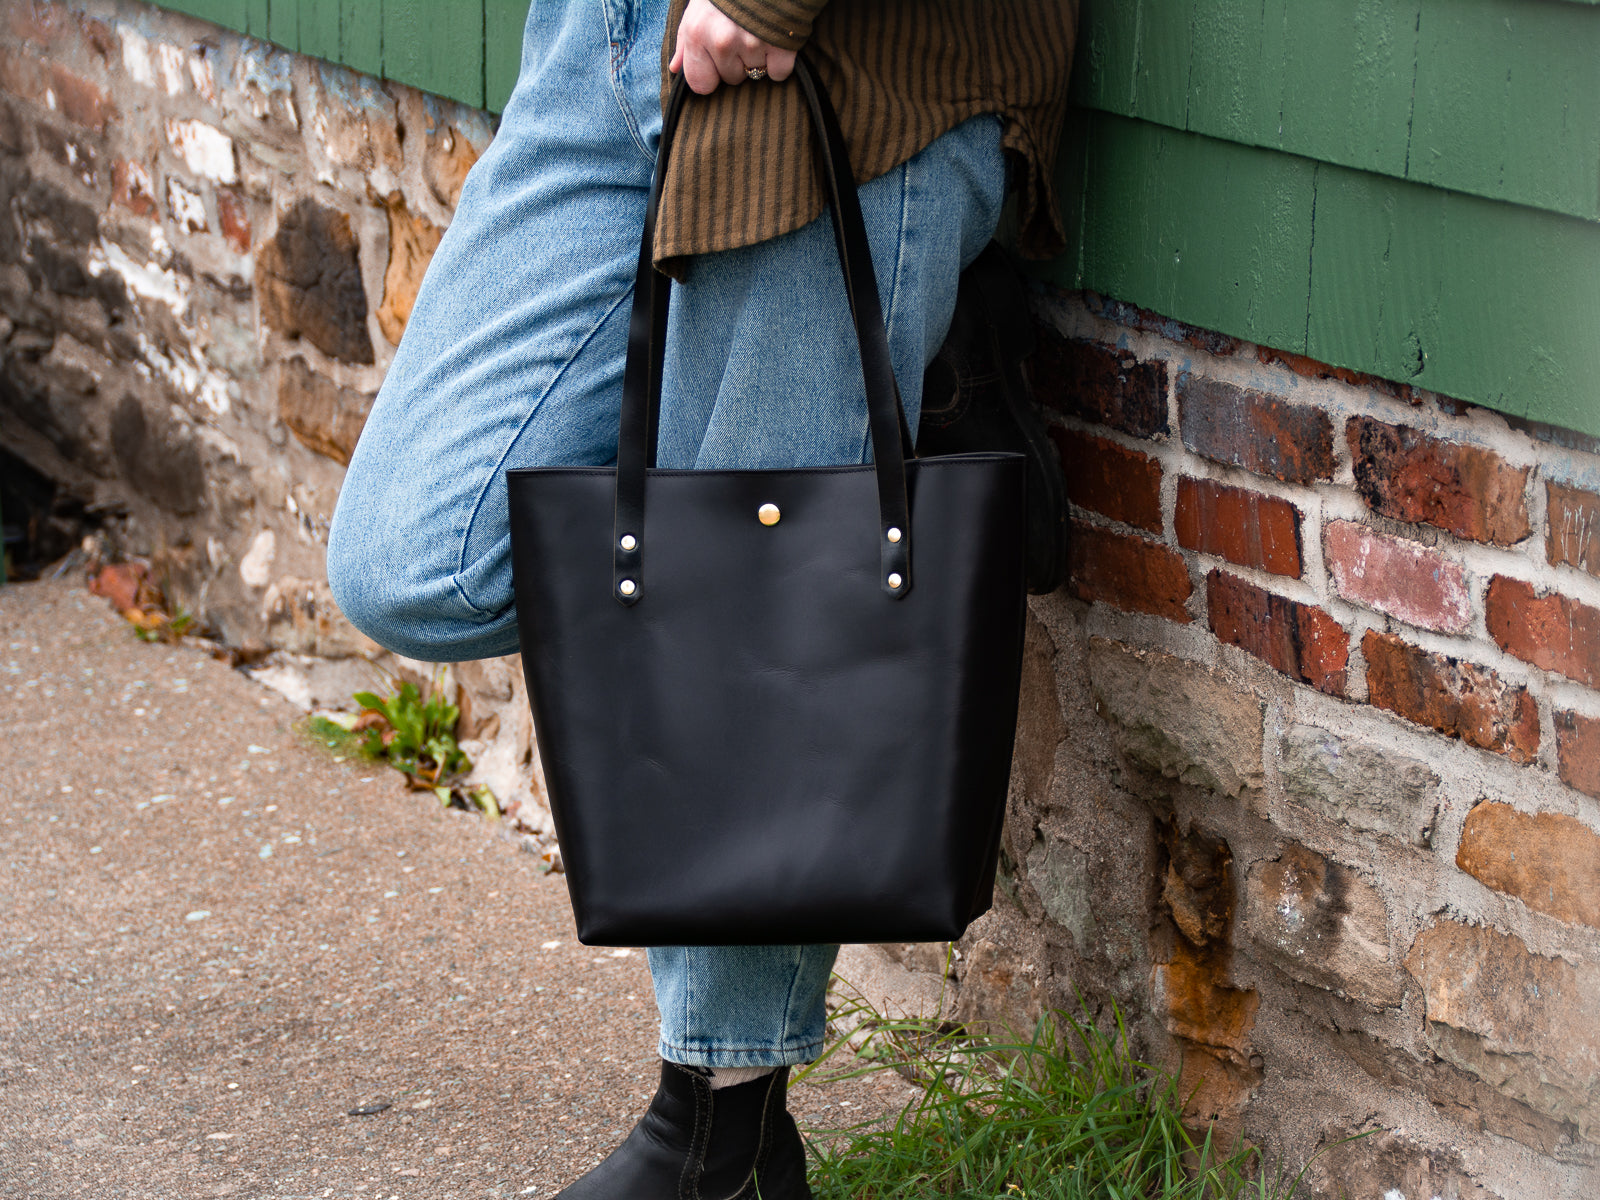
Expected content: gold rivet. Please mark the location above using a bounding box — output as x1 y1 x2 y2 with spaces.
888 573 903 589
620 534 637 552
758 503 781 526
619 579 636 597
886 526 902 543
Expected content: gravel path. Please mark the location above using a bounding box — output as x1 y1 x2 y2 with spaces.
0 579 914 1198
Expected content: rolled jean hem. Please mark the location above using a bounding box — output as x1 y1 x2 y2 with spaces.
657 1037 825 1069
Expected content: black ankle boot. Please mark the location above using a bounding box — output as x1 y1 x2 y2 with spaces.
554 1062 812 1199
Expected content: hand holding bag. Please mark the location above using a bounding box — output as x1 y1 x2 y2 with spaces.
507 56 1028 946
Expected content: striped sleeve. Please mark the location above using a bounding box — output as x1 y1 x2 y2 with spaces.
709 0 829 50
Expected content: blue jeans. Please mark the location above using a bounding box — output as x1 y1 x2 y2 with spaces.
327 0 1005 1067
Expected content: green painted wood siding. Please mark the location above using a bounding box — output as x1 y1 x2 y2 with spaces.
1054 0 1600 439
148 0 1600 437
154 1 527 112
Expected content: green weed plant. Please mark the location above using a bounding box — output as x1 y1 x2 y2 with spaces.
798 991 1314 1200
307 672 497 817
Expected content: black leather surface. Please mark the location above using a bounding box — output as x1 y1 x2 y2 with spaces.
508 54 1028 947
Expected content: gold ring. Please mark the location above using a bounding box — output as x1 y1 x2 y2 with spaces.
745 66 767 81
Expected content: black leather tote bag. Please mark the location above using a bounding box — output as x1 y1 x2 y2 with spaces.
507 57 1027 946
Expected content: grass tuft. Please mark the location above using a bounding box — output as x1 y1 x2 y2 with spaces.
797 992 1312 1200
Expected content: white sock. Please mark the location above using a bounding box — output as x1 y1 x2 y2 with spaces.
707 1065 777 1090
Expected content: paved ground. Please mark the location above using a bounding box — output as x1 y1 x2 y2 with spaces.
0 579 912 1198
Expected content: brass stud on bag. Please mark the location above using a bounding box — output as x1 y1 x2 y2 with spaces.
887 572 903 589
619 579 637 597
758 503 781 526
620 534 637 552
886 526 902 543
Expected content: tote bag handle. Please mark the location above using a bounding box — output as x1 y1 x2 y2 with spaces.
611 53 915 606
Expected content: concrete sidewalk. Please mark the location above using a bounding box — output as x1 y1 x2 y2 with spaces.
0 580 913 1199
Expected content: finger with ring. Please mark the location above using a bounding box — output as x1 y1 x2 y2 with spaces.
745 66 767 80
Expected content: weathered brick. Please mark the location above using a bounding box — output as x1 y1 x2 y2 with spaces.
1278 724 1440 847
109 395 204 515
1457 801 1600 929
1245 844 1403 1007
278 357 373 467
1325 519 1470 633
1207 571 1348 695
376 190 444 348
1348 416 1530 545
165 177 205 233
1067 520 1192 622
1486 575 1600 688
1405 921 1600 1139
1549 481 1600 579
1174 477 1301 576
1088 638 1265 798
111 158 156 218
1052 428 1163 533
258 198 373 365
1032 331 1168 438
1556 709 1600 801
34 123 96 187
1363 631 1540 762
1177 373 1335 484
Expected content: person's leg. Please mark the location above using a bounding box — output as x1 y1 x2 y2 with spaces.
325 0 667 662
645 112 1009 1072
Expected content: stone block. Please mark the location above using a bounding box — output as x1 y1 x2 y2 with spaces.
1278 724 1440 846
1363 630 1540 763
108 394 204 514
1025 838 1096 953
1338 1030 1580 1159
1245 844 1405 1007
1405 920 1600 1139
1325 519 1471 633
1088 638 1265 798
309 65 403 175
216 187 250 253
1486 574 1600 689
1178 372 1335 484
1067 520 1193 622
34 123 96 188
165 118 235 183
166 177 205 233
1051 426 1163 532
1556 709 1600 801
1549 481 1600 579
1174 477 1302 577
46 63 113 133
258 198 374 365
277 357 374 467
111 158 156 218
953 935 1044 1035
1153 938 1258 1066
1298 1127 1497 1200
1348 415 1531 546
1207 570 1349 695
376 191 443 347
260 576 377 658
1456 801 1600 929
1032 330 1168 438
425 121 480 209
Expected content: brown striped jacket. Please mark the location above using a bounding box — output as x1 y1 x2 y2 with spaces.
656 0 1079 274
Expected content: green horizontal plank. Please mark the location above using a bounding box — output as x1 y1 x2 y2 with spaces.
383 0 485 109
485 0 529 113
339 0 384 79
1074 0 1600 225
298 0 342 64
1046 112 1600 440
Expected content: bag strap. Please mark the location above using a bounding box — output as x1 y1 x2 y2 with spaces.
611 53 915 607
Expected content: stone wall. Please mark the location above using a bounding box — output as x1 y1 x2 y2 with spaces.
945 293 1600 1198
3 1 1599 1195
